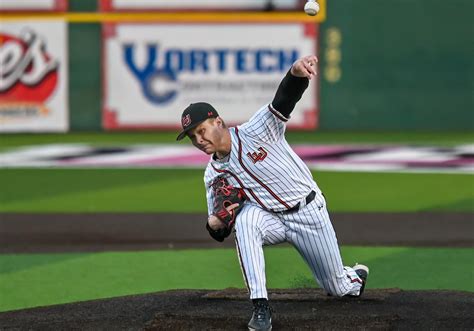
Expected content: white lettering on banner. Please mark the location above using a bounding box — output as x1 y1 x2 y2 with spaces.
0 30 58 92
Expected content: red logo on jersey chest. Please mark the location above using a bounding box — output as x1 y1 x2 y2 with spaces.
247 147 268 164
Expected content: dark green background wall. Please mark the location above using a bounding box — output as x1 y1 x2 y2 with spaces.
67 0 473 131
319 0 473 130
68 0 100 130
69 24 101 130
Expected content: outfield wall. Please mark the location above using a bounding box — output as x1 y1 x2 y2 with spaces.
1 0 473 131
319 0 474 130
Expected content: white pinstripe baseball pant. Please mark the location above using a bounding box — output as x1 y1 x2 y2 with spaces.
234 191 363 299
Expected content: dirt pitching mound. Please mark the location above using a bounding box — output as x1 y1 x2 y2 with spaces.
0 288 472 330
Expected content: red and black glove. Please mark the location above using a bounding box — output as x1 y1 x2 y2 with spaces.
211 176 246 228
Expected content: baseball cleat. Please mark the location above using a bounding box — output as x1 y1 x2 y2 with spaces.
353 263 369 297
248 300 272 331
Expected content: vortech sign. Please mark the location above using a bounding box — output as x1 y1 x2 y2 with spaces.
103 23 318 130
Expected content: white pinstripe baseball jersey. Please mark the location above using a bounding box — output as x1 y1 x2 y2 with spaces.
204 103 319 213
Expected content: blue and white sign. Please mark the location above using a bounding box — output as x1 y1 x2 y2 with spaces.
103 23 318 130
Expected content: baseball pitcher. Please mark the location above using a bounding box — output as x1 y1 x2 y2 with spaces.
177 55 369 331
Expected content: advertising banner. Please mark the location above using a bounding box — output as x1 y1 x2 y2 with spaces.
0 0 67 11
100 0 301 11
103 23 318 130
0 21 68 132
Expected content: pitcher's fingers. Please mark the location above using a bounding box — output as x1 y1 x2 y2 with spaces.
305 58 318 74
226 203 240 211
302 62 316 79
305 55 318 64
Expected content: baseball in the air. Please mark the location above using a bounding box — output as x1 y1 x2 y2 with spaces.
304 0 320 16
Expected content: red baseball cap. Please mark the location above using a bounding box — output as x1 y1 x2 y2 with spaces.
176 102 219 140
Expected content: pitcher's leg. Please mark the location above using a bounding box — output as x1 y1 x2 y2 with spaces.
288 195 363 297
234 205 286 299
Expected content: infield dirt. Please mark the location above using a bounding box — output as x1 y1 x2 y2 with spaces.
0 288 473 330
1 212 472 253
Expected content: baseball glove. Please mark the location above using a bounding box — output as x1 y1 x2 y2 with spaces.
211 176 246 228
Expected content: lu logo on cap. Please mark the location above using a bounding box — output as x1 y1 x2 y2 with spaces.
176 102 219 140
182 114 192 127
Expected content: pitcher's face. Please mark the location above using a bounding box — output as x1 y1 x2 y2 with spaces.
188 118 225 155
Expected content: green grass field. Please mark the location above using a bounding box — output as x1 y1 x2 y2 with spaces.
1 132 472 312
0 169 473 212
1 246 472 312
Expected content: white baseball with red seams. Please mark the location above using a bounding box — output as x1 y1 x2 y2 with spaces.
204 104 364 299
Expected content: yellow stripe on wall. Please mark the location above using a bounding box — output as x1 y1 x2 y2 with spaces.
0 11 325 23
0 2 326 23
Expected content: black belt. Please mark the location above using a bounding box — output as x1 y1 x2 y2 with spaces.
277 190 316 214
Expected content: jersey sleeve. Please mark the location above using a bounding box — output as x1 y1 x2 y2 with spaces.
239 103 287 143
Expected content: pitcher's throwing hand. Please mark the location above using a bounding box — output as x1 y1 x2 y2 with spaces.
291 55 318 79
